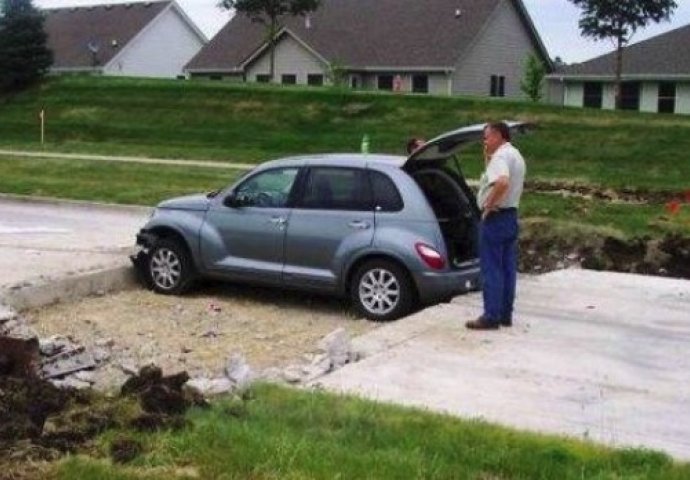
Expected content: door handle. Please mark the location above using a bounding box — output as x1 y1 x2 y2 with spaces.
348 220 370 230
269 216 287 226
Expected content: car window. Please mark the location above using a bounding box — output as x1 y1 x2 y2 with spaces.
370 171 404 212
234 167 299 208
297 167 372 211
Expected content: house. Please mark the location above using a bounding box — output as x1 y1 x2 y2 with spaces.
185 0 551 98
547 23 690 115
44 1 207 78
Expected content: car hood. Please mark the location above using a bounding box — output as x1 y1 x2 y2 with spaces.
405 121 533 167
157 194 211 211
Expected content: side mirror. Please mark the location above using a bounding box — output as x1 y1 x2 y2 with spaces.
223 192 243 208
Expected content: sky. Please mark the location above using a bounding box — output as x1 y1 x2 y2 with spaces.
34 0 690 64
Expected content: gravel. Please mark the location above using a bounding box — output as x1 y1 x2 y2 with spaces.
25 283 378 390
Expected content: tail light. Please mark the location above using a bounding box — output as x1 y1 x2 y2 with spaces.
415 243 445 270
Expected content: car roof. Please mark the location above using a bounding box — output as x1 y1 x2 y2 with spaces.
257 154 406 170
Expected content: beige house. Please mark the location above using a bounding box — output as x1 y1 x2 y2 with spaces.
44 1 206 78
185 0 551 98
547 23 690 115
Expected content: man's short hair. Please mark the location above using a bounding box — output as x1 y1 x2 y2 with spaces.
486 122 511 142
406 137 424 154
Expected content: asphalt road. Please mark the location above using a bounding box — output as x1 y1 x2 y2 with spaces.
0 196 150 289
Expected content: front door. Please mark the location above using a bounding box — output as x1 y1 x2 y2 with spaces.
284 166 374 290
201 167 299 284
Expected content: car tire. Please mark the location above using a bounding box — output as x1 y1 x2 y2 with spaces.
147 238 195 295
350 259 415 321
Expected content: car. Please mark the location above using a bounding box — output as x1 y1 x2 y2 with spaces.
132 122 529 321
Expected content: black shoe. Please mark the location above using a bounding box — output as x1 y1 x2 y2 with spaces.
500 318 512 327
465 316 500 330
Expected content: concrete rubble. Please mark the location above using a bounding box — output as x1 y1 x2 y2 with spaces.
279 327 359 384
0 304 107 388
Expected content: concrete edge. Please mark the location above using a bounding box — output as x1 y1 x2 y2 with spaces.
0 263 141 312
0 192 153 215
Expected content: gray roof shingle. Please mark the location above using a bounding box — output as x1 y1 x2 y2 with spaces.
187 0 547 72
44 1 170 69
556 23 690 78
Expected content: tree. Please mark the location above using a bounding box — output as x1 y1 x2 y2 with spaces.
0 0 53 93
520 54 546 102
569 0 677 109
220 0 321 83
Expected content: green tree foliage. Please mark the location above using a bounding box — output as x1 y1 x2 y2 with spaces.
520 54 546 102
0 0 53 92
569 0 677 109
220 0 321 83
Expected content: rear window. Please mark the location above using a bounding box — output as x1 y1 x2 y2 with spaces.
297 167 372 211
370 171 403 212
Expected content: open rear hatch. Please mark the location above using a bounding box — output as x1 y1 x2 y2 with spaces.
403 122 532 268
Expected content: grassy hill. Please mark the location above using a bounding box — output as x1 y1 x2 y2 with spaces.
2 76 690 191
1 77 689 239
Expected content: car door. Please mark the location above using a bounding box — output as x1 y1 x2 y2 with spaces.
200 167 300 285
283 166 374 290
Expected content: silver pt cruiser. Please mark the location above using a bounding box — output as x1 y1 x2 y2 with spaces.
132 122 528 321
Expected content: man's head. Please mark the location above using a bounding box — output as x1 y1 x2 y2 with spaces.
483 122 510 156
406 137 426 155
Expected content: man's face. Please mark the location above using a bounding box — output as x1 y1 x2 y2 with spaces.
483 127 503 156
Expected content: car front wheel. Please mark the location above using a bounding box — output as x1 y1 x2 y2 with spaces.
350 260 414 321
147 238 195 295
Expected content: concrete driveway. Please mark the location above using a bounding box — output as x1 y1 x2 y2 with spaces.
318 269 690 460
0 196 149 295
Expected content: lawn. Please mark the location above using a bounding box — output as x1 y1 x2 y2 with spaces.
2 76 690 192
52 384 690 480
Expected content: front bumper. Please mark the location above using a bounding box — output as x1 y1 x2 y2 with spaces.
412 265 481 304
129 230 157 285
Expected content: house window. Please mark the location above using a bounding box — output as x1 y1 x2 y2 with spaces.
307 74 324 86
583 82 603 109
256 74 270 83
658 82 676 114
282 74 297 85
378 75 393 91
412 75 429 94
619 82 641 111
490 75 505 97
351 76 359 89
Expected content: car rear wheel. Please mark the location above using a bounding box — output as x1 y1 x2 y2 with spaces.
147 238 195 295
350 260 414 321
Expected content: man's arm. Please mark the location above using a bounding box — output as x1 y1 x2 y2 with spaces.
481 176 510 219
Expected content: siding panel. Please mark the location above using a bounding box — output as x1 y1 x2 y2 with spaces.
677 83 690 115
452 0 541 98
104 7 204 78
246 35 327 84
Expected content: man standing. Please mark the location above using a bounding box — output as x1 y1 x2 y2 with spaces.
466 122 526 330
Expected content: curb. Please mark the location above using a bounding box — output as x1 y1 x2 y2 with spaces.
0 262 140 311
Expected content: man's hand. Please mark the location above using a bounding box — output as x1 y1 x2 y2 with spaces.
481 176 510 220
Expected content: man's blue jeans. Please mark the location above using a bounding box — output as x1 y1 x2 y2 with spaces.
479 209 519 324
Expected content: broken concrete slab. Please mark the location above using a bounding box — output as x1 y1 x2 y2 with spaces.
317 270 690 460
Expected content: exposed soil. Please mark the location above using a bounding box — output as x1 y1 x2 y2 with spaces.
519 219 690 279
26 283 378 391
526 180 689 204
0 365 206 477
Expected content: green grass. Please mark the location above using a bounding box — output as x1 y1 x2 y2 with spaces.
0 155 243 205
53 384 690 480
2 155 688 238
2 76 690 191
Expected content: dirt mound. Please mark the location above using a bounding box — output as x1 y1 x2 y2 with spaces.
0 365 204 468
520 222 690 279
526 180 680 204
